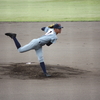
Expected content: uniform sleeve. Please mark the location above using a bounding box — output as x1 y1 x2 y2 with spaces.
51 38 57 43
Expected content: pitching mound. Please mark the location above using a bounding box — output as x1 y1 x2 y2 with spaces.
0 63 88 79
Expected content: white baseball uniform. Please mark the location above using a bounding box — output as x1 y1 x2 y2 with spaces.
18 27 57 62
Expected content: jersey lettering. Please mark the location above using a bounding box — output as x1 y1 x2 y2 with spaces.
45 30 53 35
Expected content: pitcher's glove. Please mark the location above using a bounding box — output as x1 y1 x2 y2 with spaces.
48 24 54 28
46 41 52 46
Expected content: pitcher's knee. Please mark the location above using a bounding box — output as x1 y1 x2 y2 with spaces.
38 56 44 63
18 48 24 53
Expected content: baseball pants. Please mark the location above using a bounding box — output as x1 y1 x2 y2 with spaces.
18 39 44 63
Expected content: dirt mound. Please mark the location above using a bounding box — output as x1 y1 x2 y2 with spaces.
0 63 88 79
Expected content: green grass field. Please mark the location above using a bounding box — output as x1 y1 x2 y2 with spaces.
0 0 100 21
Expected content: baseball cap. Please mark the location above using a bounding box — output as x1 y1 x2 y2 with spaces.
53 24 63 29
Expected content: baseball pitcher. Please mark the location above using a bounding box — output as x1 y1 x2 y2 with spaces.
5 23 63 77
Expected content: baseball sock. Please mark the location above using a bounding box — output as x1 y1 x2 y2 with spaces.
13 37 21 49
40 62 47 74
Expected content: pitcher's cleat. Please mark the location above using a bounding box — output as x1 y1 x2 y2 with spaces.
45 73 51 77
5 33 16 39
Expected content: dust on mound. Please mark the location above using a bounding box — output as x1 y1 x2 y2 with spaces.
6 63 87 79
0 63 88 79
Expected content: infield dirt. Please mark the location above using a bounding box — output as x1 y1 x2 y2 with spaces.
0 22 100 100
